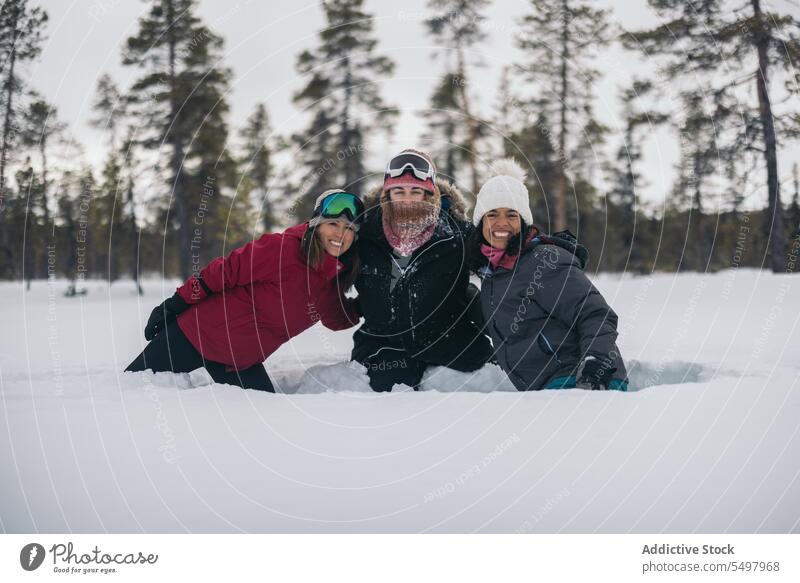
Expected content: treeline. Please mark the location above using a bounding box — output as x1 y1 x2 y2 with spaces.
1 0 799 293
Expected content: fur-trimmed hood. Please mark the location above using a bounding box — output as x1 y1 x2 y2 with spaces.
361 177 468 222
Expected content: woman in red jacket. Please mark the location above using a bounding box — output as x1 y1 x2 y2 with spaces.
124 190 364 392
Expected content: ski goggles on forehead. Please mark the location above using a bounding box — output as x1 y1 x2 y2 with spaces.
318 191 364 222
384 152 436 182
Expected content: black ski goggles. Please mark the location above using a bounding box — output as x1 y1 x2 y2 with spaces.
384 152 436 182
316 191 364 223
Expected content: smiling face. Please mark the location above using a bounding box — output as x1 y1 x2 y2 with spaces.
482 208 522 250
317 220 356 257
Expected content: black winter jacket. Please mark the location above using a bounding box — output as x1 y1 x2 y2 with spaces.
352 180 492 369
479 233 628 391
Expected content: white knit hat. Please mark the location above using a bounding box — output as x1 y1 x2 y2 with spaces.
472 158 533 226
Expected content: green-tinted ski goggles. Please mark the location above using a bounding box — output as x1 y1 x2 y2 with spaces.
316 192 364 223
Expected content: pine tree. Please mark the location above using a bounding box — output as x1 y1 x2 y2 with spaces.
49 168 96 292
292 0 396 216
193 165 255 267
788 163 800 241
516 0 612 232
495 69 555 229
90 74 146 292
0 0 47 198
419 73 462 183
495 66 516 162
624 0 800 272
90 73 126 150
17 98 64 287
119 128 144 294
0 0 47 278
509 112 559 231
671 92 720 272
0 176 23 278
291 109 338 220
21 98 64 234
56 170 79 290
15 160 43 288
90 76 122 282
240 102 280 232
425 0 490 196
122 0 234 279
606 81 666 272
91 153 124 282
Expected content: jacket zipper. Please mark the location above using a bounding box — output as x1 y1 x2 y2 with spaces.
538 331 562 365
387 234 455 277
385 234 455 345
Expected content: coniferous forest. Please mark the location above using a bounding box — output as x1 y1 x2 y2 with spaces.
1 0 799 294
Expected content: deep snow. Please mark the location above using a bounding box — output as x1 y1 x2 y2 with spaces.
1 270 798 533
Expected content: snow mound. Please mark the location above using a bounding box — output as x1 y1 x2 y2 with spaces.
626 360 716 391
419 363 517 393
291 361 374 394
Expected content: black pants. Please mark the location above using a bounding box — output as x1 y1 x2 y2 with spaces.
125 320 275 392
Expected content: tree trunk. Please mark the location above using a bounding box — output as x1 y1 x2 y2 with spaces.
555 0 570 232
126 175 143 295
455 48 480 198
791 164 800 239
752 0 784 272
166 0 190 280
261 188 272 232
340 58 357 194
445 120 456 181
24 227 32 289
0 11 18 200
1 27 18 279
260 148 272 232
24 188 33 289
692 171 707 271
620 122 636 252
37 137 50 282
40 137 49 227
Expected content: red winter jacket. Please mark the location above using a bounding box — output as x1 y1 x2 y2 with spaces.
175 223 359 370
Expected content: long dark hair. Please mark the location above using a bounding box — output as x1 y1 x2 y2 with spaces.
300 223 361 291
467 219 537 276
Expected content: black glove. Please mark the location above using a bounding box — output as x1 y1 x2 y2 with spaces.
144 293 189 341
576 355 617 390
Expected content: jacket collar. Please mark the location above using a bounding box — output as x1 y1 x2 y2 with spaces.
520 230 589 270
318 251 346 280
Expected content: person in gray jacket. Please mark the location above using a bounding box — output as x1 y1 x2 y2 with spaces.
468 159 628 391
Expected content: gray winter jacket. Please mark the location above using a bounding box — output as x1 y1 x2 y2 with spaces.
480 234 628 391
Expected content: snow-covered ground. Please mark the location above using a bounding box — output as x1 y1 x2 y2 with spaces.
1 270 798 533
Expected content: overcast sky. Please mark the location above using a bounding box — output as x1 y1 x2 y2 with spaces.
26 0 800 210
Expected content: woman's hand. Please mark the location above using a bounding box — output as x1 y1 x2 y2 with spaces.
576 355 617 390
144 293 189 340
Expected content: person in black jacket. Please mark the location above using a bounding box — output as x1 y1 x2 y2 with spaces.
469 159 628 391
352 149 492 391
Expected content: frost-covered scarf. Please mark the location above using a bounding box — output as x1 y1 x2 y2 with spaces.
382 201 440 256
